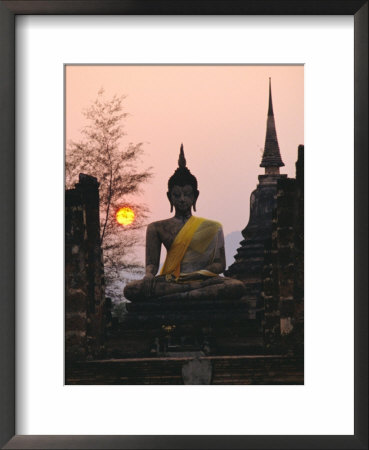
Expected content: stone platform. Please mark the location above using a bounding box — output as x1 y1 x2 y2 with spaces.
65 354 304 385
104 297 263 358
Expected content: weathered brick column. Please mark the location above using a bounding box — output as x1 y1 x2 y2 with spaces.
65 174 106 362
262 146 304 355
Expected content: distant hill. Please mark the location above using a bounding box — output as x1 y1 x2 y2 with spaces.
224 231 243 270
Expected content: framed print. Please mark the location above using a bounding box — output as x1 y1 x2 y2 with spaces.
1 1 367 449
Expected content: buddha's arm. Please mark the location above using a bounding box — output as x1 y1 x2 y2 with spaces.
145 223 161 277
205 245 226 274
205 228 226 274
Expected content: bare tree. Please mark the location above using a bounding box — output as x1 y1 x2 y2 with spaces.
66 89 152 300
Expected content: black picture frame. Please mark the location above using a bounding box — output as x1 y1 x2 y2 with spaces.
0 1 367 449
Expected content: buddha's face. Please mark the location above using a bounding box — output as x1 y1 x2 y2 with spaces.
168 184 197 214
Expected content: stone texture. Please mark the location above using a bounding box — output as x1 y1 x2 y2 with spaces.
225 171 287 321
181 354 213 384
65 355 303 385
119 296 263 358
65 174 106 362
262 145 304 355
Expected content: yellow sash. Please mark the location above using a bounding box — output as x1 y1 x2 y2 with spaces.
160 216 205 279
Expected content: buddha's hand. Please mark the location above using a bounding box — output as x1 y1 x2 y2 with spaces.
178 272 204 281
142 273 155 298
143 273 154 280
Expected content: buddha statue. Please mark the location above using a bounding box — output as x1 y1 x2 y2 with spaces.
124 145 246 302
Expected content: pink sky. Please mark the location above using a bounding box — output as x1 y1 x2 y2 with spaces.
66 65 303 262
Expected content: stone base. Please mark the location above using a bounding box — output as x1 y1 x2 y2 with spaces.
105 297 263 358
65 354 304 385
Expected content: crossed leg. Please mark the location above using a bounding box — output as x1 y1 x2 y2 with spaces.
124 275 246 302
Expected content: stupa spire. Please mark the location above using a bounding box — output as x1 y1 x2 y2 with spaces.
267 77 274 116
260 78 284 173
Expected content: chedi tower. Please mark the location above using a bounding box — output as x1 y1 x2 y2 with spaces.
225 79 287 318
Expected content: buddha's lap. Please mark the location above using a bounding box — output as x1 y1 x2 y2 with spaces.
124 275 244 300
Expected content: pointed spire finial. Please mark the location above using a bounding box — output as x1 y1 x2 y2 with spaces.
268 77 274 116
178 143 186 168
260 79 285 171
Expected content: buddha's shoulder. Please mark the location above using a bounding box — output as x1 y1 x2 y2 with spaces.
147 217 223 231
146 218 176 231
197 217 223 228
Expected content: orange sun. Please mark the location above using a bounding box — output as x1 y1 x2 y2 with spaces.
116 207 135 226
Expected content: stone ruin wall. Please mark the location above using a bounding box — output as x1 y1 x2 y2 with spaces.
262 145 304 355
225 145 304 355
65 174 106 362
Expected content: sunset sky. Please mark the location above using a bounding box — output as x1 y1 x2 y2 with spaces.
66 65 304 263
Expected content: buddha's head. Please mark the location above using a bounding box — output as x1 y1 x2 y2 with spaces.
167 144 199 213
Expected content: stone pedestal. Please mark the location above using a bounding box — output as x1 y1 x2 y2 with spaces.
106 297 263 358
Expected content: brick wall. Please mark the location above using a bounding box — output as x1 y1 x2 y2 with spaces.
262 146 304 355
65 174 106 362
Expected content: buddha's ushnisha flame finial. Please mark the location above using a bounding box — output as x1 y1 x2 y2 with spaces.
178 143 187 168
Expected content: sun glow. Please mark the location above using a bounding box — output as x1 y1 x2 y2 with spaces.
116 207 135 226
